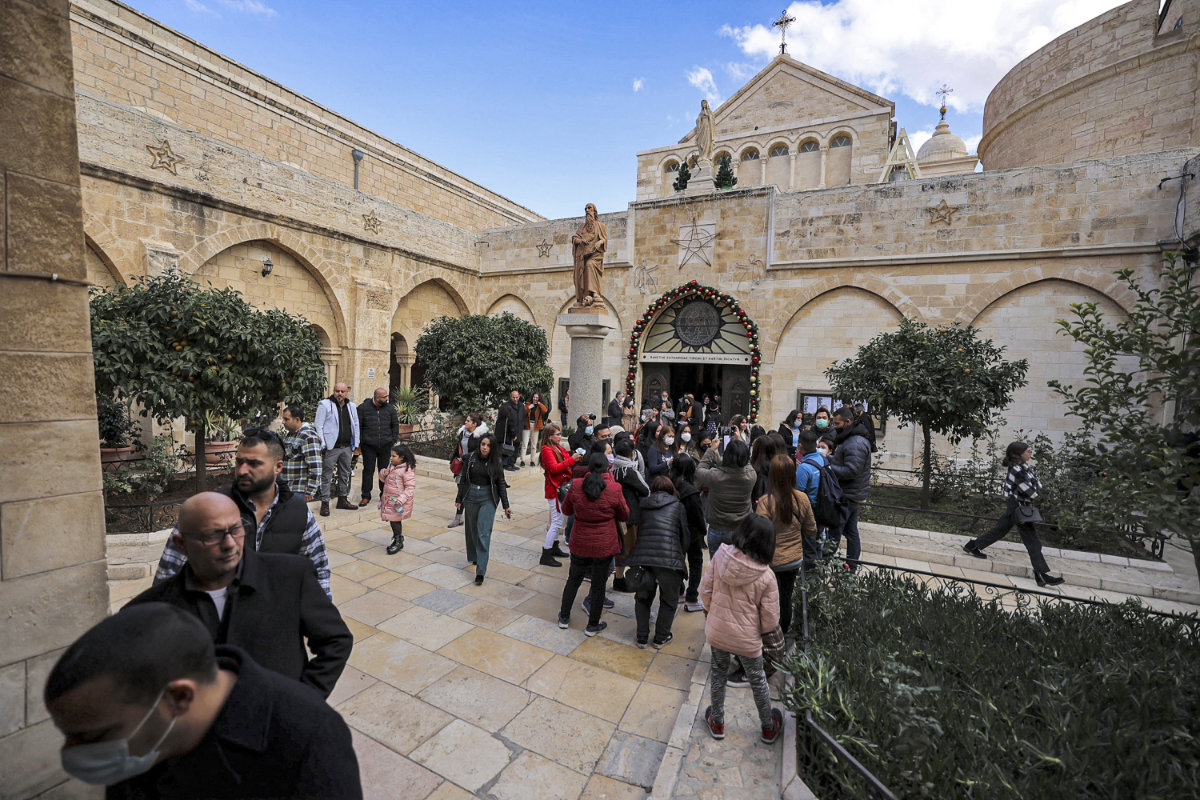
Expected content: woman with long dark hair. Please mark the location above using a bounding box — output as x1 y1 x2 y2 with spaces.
646 423 676 479
963 441 1064 586
756 454 815 634
670 453 708 612
447 412 487 528
626 476 688 648
455 433 511 585
749 434 780 507
558 454 629 636
778 409 801 460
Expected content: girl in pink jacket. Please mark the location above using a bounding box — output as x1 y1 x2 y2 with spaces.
699 515 783 744
380 444 416 555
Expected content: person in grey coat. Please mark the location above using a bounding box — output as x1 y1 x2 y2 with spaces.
695 439 756 553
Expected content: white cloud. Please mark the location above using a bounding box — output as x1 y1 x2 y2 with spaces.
633 77 645 92
184 0 215 13
687 66 720 105
216 0 277 16
720 1 1120 112
724 61 758 81
909 128 934 153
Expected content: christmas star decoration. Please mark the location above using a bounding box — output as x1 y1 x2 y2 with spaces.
535 239 553 258
146 139 184 175
927 199 958 226
672 220 717 268
363 212 382 233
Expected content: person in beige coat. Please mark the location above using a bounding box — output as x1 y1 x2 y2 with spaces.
699 515 784 744
756 454 816 635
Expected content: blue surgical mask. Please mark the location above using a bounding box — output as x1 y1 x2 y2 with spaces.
815 419 829 430
585 426 594 435
61 686 176 786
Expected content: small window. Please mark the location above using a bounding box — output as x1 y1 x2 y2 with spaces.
769 144 789 157
714 152 731 164
741 149 760 161
831 135 852 148
798 141 819 153
664 162 680 173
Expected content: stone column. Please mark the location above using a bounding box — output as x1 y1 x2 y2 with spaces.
0 1 109 796
558 312 614 428
818 145 828 189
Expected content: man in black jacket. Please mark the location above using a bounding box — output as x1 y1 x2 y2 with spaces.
827 406 873 569
45 603 362 798
357 387 399 505
606 391 624 428
130 492 352 698
496 390 525 471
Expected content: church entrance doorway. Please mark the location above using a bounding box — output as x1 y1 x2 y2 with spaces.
641 362 751 421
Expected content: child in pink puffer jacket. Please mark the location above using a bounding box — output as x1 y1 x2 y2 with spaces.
699 515 783 744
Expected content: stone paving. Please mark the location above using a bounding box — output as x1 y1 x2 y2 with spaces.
106 469 1199 799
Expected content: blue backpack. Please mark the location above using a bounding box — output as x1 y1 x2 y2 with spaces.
812 462 847 529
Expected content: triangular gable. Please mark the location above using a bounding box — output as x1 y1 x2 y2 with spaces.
877 128 922 182
679 55 894 144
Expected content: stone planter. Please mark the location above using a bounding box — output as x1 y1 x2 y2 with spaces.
204 440 237 465
397 423 415 441
100 446 137 473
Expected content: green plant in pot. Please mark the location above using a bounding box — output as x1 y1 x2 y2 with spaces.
203 411 241 465
392 386 427 440
98 394 140 472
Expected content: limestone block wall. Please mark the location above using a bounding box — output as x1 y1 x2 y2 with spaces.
70 0 541 230
0 1 109 796
979 0 1199 170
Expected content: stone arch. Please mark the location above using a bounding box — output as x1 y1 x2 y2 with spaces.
393 270 471 316
83 233 125 288
485 293 537 324
82 214 133 286
738 144 763 161
795 135 822 189
738 144 764 187
826 128 856 186
955 265 1137 326
761 276 922 363
765 139 792 189
180 223 349 347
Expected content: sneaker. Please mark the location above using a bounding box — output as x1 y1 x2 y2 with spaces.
761 708 784 744
584 620 608 637
684 599 704 613
726 669 750 688
474 575 484 586
447 514 463 528
581 595 614 615
704 706 725 740
635 638 648 649
651 632 673 649
557 614 570 629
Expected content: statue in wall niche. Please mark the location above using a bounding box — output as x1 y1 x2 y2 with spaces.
695 99 715 165
571 202 607 309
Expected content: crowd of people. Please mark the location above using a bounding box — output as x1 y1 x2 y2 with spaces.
45 385 1066 794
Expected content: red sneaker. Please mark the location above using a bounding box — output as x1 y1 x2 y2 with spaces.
761 708 783 744
704 705 725 740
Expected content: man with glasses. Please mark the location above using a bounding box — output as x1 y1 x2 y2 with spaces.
131 492 351 698
154 430 332 598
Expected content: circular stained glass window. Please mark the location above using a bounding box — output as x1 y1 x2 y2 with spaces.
673 301 722 347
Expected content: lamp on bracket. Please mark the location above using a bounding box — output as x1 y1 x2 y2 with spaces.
261 257 273 277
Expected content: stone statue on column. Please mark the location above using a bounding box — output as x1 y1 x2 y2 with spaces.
696 99 715 166
571 202 607 309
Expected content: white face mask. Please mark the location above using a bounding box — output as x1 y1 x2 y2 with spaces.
61 686 176 786
817 447 830 457
681 433 692 443
664 437 676 446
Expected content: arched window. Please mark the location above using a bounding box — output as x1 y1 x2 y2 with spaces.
769 144 789 157
741 149 760 161
798 141 819 153
664 161 680 173
714 151 732 165
831 134 852 148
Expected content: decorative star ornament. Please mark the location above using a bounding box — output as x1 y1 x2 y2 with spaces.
363 212 382 233
672 220 717 268
927 199 958 226
146 139 184 175
535 239 553 258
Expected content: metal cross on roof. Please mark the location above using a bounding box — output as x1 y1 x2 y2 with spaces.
773 9 796 55
936 84 953 119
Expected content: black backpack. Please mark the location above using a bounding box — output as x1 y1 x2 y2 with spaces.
812 462 847 529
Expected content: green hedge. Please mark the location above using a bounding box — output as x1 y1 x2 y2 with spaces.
783 567 1200 798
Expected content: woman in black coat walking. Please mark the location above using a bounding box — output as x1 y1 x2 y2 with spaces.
626 476 689 649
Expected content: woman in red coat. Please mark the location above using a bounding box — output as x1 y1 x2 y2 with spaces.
539 423 576 567
557 453 629 636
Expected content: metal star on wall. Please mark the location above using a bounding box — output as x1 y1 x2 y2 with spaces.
535 239 553 258
927 199 958 226
146 139 184 175
672 220 717 268
363 212 382 233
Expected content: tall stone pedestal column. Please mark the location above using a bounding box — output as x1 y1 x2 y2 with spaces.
558 312 613 428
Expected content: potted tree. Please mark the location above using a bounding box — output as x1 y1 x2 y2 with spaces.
392 386 426 441
203 411 241 465
98 394 139 472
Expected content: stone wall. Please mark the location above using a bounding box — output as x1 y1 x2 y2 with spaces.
979 0 1200 170
0 1 108 796
70 0 540 231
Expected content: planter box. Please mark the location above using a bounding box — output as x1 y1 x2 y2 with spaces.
100 446 137 473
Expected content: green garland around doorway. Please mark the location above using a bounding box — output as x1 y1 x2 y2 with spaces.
626 280 761 422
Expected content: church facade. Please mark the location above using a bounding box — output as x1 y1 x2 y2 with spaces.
71 0 1200 470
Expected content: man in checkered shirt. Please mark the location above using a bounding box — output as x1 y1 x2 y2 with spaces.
281 405 323 501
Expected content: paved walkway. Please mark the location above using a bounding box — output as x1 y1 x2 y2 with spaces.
106 470 1199 799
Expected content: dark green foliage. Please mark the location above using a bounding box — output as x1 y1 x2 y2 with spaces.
714 156 738 189
96 393 138 448
826 319 1028 507
414 312 553 415
90 268 326 489
672 161 692 191
1047 253 1200 570
784 567 1200 798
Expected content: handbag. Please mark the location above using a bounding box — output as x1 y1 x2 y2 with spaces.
623 565 654 594
1014 504 1043 524
501 442 516 457
557 479 571 503
450 455 463 476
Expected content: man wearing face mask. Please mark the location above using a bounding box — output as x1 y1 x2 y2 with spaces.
44 603 362 798
568 413 597 453
812 406 832 435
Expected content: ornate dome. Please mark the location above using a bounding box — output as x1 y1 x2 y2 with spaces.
917 118 969 163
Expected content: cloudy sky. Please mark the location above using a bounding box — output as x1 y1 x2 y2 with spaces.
126 0 1123 219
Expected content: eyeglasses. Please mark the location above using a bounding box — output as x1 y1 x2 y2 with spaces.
243 427 282 443
183 522 246 546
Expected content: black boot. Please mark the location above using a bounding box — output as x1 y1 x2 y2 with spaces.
386 534 404 555
1034 571 1064 587
539 548 562 567
551 540 568 558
